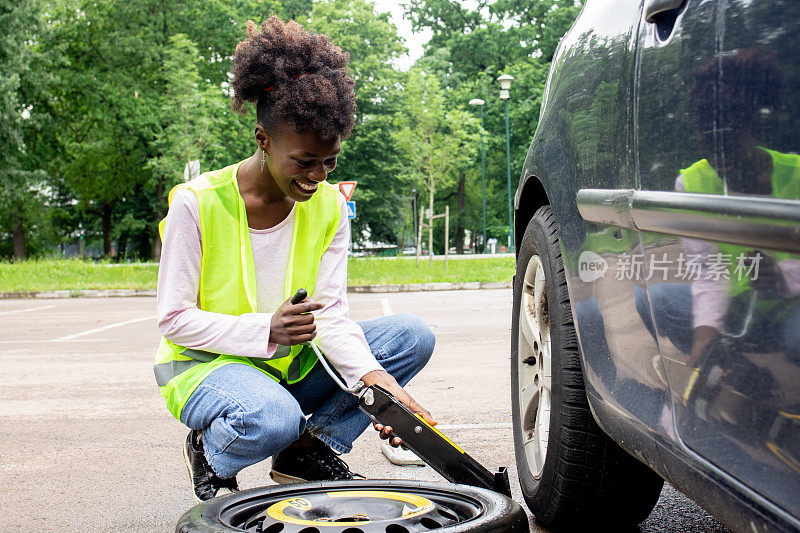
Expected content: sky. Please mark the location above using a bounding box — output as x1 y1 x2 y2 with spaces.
370 0 432 70
369 1 485 70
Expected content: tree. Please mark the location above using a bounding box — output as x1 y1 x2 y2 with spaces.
44 0 269 259
304 0 409 246
406 0 582 249
147 34 227 259
0 0 583 259
407 0 582 73
0 0 57 259
43 0 163 257
279 0 313 19
393 68 480 255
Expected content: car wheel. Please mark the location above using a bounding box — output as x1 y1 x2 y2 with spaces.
176 479 529 533
511 205 664 529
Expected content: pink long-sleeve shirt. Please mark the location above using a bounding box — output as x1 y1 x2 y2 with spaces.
156 187 382 389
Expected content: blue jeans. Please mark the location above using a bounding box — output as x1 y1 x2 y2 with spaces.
634 283 694 355
179 314 435 479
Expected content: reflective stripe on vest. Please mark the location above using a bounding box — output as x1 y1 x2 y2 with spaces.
153 160 341 420
154 360 203 387
153 348 219 386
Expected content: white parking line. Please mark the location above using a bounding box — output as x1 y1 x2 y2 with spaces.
0 305 57 316
53 315 158 341
380 298 393 316
436 423 512 430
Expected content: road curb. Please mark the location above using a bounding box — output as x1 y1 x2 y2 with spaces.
0 289 158 299
0 282 512 299
348 281 512 293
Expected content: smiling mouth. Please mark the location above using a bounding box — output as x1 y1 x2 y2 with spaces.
293 179 318 194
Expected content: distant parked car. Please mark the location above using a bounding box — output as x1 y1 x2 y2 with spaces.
511 0 800 531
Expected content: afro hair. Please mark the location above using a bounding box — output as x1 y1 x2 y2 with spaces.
230 16 356 141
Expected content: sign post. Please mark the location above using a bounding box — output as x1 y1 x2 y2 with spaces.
338 181 357 254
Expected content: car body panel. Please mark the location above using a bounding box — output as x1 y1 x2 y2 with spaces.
634 0 800 518
516 0 800 529
518 0 674 462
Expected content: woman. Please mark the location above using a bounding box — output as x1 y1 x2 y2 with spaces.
155 16 435 502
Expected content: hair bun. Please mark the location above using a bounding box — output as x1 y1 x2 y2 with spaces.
230 16 355 140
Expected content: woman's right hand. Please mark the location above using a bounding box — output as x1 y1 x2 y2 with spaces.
269 295 325 346
361 369 436 448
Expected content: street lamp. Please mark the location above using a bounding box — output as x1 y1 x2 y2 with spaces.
497 74 514 252
469 98 486 253
411 188 417 251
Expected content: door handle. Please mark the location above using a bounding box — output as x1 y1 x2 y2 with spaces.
645 0 686 23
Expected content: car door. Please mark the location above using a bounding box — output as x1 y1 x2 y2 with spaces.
634 0 800 517
545 0 675 442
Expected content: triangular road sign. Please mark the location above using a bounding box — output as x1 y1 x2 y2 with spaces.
338 181 357 201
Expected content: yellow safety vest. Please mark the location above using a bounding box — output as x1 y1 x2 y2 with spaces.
153 160 341 420
680 148 800 297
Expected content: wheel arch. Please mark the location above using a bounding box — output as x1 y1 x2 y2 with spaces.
515 175 550 255
515 175 592 386
516 173 601 382
515 176 599 432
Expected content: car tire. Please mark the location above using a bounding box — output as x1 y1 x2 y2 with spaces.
511 205 664 530
176 479 529 533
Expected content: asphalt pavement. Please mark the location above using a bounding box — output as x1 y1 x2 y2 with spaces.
0 290 729 532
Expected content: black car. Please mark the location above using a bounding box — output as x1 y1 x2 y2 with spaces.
511 0 800 530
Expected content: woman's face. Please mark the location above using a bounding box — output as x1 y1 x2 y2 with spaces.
262 124 340 202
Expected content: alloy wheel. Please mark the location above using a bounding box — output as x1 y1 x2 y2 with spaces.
516 254 552 478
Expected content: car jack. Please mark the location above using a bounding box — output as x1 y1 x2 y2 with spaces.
357 384 512 496
291 288 512 498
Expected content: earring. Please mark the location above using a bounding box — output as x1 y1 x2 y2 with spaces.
261 149 267 173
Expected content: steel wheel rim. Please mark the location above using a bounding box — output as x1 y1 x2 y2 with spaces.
217 486 486 532
517 254 552 479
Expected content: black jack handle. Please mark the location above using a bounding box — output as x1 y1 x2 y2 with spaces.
358 385 511 497
289 288 511 497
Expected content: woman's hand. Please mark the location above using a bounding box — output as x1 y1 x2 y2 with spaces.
269 295 325 346
360 369 436 448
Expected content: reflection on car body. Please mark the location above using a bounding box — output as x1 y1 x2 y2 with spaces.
511 0 800 531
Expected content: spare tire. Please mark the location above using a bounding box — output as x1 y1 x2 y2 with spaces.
176 479 529 533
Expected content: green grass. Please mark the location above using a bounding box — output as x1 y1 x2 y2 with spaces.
0 259 159 292
347 256 514 285
0 256 515 292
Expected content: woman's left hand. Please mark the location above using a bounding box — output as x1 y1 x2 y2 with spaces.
360 369 436 448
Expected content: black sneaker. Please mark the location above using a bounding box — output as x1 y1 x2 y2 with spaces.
270 442 365 484
183 430 239 502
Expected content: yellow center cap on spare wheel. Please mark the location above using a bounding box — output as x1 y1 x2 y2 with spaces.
266 490 436 526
